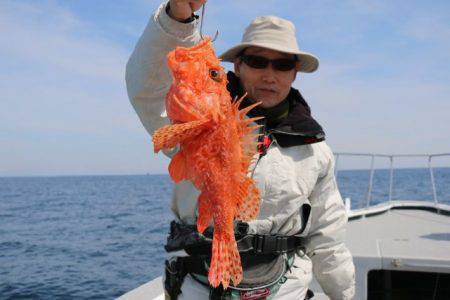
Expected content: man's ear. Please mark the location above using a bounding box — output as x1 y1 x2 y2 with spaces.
233 59 241 77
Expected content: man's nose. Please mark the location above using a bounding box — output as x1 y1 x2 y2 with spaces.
261 65 277 83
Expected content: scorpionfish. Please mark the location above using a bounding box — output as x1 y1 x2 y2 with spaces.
152 38 261 289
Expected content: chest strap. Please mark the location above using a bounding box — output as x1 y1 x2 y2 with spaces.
165 220 306 256
236 234 305 255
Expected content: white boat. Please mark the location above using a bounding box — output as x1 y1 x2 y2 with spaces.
119 153 450 299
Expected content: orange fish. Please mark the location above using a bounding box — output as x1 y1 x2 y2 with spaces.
152 38 261 288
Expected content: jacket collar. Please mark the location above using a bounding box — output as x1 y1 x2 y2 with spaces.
226 71 325 147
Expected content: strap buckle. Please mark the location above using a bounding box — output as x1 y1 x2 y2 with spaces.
254 235 289 254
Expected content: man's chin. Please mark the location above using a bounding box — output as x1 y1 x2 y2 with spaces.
257 97 282 108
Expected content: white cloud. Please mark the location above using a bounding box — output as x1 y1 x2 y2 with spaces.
400 15 450 42
0 1 127 83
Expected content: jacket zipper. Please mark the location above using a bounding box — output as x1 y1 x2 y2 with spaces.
250 120 274 178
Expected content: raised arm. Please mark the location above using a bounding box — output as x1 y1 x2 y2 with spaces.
125 0 204 136
305 143 355 300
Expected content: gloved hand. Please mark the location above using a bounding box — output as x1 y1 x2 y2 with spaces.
168 0 206 22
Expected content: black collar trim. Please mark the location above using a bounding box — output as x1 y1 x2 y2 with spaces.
226 71 326 147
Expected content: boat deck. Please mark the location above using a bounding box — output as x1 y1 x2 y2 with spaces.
348 204 450 272
309 201 450 299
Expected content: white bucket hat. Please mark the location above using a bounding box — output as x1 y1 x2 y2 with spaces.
219 16 319 73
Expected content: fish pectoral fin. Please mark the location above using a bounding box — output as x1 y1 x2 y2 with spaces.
168 151 187 182
152 120 210 153
196 193 213 233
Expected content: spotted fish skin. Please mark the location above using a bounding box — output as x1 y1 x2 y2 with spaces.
152 38 261 289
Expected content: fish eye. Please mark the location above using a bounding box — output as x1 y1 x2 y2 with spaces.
209 69 222 82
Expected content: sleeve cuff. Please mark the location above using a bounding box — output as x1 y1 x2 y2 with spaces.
165 2 198 23
156 1 200 40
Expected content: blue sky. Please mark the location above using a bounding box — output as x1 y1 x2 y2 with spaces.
1 0 449 176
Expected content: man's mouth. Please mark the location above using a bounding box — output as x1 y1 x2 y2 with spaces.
257 88 277 94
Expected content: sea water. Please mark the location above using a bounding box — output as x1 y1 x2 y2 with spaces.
1 168 449 299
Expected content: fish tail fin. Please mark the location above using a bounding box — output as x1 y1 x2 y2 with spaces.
196 193 213 234
208 233 242 289
152 120 209 152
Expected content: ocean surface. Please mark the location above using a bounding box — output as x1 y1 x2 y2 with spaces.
1 168 449 299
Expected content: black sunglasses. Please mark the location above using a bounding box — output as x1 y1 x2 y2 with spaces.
240 55 297 71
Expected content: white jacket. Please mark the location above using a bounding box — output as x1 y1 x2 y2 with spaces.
126 2 355 299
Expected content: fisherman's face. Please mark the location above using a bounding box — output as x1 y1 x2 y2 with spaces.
234 47 297 108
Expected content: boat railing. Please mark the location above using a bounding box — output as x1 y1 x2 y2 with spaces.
333 152 450 208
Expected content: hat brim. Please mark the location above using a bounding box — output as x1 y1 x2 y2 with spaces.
219 42 319 73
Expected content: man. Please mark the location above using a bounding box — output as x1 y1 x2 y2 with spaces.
126 0 355 299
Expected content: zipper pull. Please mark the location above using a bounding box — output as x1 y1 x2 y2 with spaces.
257 135 272 156
257 120 272 156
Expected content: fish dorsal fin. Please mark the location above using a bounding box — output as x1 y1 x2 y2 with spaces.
235 178 260 221
230 96 261 166
229 95 261 221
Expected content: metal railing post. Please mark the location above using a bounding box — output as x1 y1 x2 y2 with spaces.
428 156 438 205
333 151 449 209
366 155 375 207
388 156 394 202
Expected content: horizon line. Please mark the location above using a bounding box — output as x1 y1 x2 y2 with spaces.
2 165 450 179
